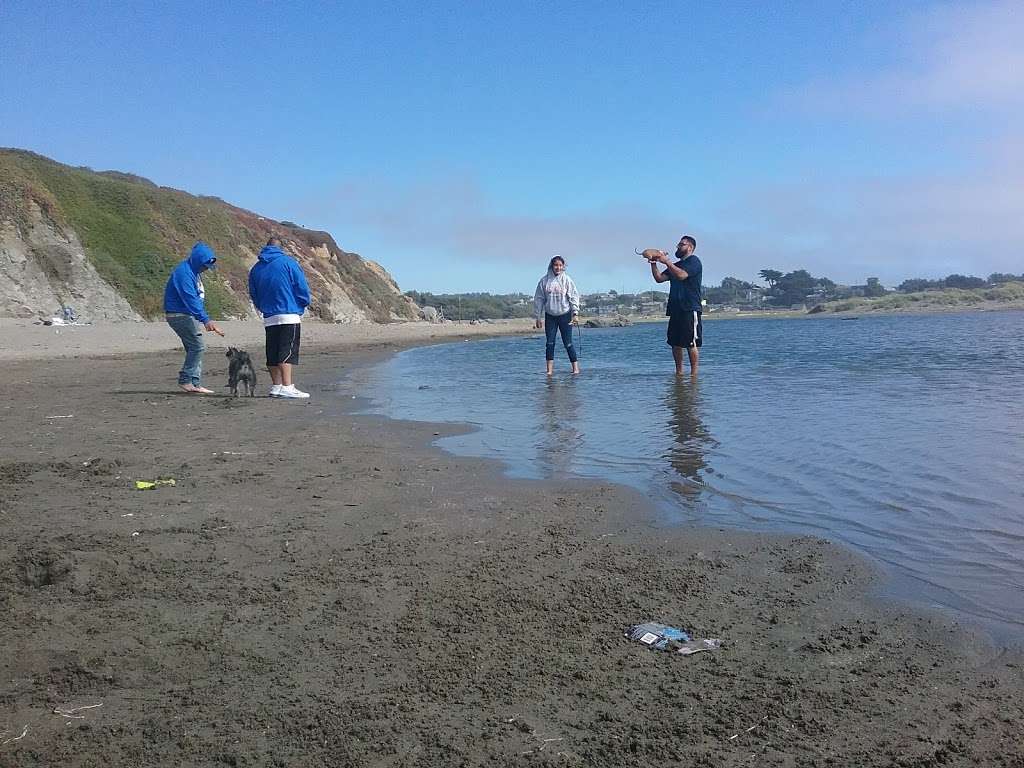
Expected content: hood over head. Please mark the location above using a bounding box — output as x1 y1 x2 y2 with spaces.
547 254 567 277
188 241 217 272
258 244 288 263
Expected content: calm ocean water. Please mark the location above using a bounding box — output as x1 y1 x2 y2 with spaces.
351 312 1024 640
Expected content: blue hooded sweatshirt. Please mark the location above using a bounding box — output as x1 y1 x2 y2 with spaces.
163 242 217 323
247 245 311 320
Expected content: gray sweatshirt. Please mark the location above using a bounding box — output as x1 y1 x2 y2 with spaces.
534 271 581 318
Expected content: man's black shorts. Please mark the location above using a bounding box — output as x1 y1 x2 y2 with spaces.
667 311 702 348
265 323 301 366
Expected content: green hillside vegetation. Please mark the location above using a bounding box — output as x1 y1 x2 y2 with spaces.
811 282 1024 314
0 149 414 321
0 150 246 317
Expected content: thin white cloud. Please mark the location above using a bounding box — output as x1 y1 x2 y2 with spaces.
710 141 1024 284
784 1 1024 115
298 176 692 268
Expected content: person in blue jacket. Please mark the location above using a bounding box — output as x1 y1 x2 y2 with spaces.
248 237 311 399
163 241 224 394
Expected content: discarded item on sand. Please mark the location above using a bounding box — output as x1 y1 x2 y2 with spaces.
626 622 722 656
53 702 103 719
1 725 29 745
134 478 176 490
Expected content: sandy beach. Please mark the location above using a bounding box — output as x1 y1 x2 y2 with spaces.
2 321 1023 766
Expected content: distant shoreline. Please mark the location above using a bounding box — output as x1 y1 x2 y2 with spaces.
622 299 1024 323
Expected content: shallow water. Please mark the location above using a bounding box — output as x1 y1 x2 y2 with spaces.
353 312 1024 640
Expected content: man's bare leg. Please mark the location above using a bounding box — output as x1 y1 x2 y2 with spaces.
688 346 699 377
269 365 283 386
279 363 293 387
672 345 684 375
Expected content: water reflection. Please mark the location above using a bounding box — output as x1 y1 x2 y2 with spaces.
663 377 714 500
536 377 583 477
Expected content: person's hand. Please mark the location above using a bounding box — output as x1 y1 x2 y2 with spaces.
656 251 672 265
204 321 225 337
571 314 579 325
535 318 543 329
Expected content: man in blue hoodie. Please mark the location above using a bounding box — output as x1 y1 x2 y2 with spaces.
163 241 224 394
248 237 311 399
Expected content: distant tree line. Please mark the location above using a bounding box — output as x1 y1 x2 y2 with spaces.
404 291 535 320
405 289 672 319
702 269 1024 309
896 273 1024 292
407 271 1024 318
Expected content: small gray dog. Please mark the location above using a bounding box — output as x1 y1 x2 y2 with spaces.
225 347 258 397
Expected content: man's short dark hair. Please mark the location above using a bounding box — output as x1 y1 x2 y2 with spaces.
681 235 697 250
267 237 282 247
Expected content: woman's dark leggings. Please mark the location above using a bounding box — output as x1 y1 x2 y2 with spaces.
545 312 578 362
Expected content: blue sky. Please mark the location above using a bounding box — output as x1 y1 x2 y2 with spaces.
2 1 1021 294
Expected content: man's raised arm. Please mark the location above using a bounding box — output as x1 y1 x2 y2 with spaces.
657 252 690 281
650 258 670 283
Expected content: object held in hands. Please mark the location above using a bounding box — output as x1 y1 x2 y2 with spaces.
636 248 667 262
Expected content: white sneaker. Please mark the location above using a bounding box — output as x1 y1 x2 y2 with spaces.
268 384 283 398
277 385 310 399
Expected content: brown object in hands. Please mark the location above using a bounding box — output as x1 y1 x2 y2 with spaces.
636 248 666 261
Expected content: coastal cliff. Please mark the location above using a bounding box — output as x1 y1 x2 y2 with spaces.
0 149 418 323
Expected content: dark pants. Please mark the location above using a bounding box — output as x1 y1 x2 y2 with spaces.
544 312 578 362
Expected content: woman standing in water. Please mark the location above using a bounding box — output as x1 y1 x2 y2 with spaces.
534 255 581 375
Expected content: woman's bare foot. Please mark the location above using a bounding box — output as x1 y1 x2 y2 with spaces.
572 363 581 375
179 383 199 393
193 386 215 394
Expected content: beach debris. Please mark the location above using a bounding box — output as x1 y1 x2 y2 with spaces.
134 478 176 490
53 702 103 719
46 414 74 419
729 720 770 741
626 622 722 656
1 725 29 745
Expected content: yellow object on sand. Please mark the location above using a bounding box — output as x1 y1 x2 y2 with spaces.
135 479 176 490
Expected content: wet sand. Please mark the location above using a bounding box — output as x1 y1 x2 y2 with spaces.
1 327 1023 766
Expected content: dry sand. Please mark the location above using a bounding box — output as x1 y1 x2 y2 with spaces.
0 317 536 362
1 322 1023 766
